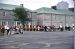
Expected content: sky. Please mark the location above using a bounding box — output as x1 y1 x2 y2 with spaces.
0 0 74 10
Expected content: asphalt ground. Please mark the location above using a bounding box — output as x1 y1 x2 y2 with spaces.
0 31 74 49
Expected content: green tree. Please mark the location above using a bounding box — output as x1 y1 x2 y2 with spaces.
13 7 30 26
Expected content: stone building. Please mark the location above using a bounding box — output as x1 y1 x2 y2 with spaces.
0 1 74 27
0 3 32 26
32 7 74 27
31 1 74 27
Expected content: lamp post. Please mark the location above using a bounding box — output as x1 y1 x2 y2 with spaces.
31 12 32 26
65 15 66 27
74 0 75 30
51 13 52 26
73 0 75 49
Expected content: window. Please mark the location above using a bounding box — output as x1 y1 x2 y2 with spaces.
1 21 5 25
3 11 6 16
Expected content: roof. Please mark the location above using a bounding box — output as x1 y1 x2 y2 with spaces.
0 3 74 15
56 9 74 15
0 3 32 11
0 3 18 10
34 7 74 15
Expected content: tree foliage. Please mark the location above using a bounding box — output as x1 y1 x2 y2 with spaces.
13 7 29 25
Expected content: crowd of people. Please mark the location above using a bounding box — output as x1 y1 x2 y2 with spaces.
0 24 74 35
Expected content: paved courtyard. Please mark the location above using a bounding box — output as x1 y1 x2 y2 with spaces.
0 31 74 49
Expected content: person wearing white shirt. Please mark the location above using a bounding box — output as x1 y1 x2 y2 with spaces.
4 25 10 35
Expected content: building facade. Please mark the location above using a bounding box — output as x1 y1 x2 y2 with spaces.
0 1 74 27
32 7 74 27
0 3 32 26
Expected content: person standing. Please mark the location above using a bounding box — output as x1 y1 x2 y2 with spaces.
37 26 40 31
6 25 10 35
59 25 63 31
1 25 5 35
44 26 47 32
4 25 10 35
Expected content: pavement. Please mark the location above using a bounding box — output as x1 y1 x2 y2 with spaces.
0 31 74 49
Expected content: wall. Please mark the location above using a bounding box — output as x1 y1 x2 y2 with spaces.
34 13 74 27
